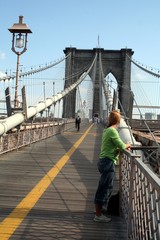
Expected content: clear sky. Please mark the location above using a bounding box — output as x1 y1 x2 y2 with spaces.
0 0 160 72
0 0 160 118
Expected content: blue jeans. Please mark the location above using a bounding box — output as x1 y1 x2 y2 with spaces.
94 157 115 208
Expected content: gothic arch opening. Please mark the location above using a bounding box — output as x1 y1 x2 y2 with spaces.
106 73 118 99
75 73 93 120
63 47 134 119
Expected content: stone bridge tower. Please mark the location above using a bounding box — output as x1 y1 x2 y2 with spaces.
63 47 134 119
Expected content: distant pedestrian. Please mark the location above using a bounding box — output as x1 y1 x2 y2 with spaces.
75 116 81 131
94 116 99 124
94 110 131 222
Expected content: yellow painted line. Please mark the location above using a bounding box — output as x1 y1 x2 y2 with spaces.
64 132 97 136
64 132 83 135
0 124 94 239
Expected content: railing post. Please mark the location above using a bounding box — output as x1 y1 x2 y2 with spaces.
127 155 135 239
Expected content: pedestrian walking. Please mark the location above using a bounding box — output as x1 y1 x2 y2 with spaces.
75 115 81 131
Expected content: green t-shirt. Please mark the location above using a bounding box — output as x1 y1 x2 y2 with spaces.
99 127 126 163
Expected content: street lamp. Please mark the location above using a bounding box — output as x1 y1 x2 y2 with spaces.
8 15 32 109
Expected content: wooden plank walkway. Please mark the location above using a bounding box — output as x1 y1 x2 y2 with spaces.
0 123 128 240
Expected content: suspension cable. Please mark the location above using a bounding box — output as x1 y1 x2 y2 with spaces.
0 53 71 82
99 52 113 112
64 57 96 82
99 50 160 148
126 54 160 78
107 77 160 147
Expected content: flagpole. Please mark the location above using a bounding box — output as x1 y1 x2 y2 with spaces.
98 35 100 48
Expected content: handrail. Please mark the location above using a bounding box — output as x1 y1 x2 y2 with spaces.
120 150 160 240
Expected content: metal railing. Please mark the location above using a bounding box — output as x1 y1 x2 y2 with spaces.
0 120 75 154
120 150 160 240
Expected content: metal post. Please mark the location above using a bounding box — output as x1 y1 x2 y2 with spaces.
43 82 46 100
14 53 21 108
5 87 12 117
53 82 55 96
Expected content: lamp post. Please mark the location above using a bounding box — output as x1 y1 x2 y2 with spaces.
8 16 32 109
